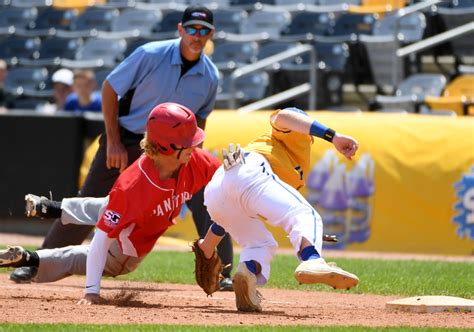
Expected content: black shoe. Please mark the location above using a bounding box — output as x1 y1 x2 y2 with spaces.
219 277 234 291
9 266 38 284
25 194 62 219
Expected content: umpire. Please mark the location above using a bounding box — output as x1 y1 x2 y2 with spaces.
11 5 235 290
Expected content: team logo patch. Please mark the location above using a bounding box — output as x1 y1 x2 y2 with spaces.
192 12 207 18
103 209 121 228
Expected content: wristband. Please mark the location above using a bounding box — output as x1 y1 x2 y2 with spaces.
323 128 336 143
309 121 336 142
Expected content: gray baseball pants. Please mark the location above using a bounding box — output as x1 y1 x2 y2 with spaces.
33 197 144 283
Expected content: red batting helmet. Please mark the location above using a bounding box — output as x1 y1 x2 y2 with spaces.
146 102 205 155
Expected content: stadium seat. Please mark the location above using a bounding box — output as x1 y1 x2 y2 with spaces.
240 8 291 39
424 75 474 116
257 41 300 65
349 0 405 15
318 0 360 4
216 71 270 108
438 7 474 64
458 65 474 75
0 7 37 29
150 10 181 39
450 0 474 8
373 12 426 43
53 0 106 9
10 0 52 7
276 0 316 5
111 8 162 36
281 12 335 41
213 8 248 35
332 12 377 37
359 34 405 91
0 36 41 64
34 7 79 31
73 37 127 68
314 39 350 71
374 74 446 113
20 36 83 66
4 67 50 96
230 0 275 8
188 0 231 5
70 7 119 32
211 41 258 71
147 0 187 4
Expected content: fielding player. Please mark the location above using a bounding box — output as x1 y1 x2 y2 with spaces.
0 103 220 305
196 107 360 312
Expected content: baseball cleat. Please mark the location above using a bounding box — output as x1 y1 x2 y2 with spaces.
9 266 37 284
25 194 62 219
294 258 359 290
0 246 27 268
219 277 234 292
232 263 262 312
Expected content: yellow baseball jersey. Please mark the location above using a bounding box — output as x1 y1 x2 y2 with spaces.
244 110 313 190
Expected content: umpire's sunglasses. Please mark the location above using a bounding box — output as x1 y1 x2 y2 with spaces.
184 26 212 37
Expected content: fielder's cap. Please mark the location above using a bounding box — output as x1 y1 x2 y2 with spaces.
52 68 73 86
181 5 214 30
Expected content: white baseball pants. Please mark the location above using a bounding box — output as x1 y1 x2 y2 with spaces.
204 152 323 285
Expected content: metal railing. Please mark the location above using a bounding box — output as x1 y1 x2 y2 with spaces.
390 0 443 87
397 21 474 59
228 44 316 112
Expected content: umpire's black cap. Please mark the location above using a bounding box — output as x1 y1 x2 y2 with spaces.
181 5 214 30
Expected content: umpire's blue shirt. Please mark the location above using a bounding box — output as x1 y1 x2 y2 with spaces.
107 38 219 134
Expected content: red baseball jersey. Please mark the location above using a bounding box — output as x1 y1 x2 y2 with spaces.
96 148 220 257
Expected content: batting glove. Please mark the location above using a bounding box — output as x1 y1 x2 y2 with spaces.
222 143 246 171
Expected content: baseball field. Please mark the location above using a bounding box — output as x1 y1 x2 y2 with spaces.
0 237 472 331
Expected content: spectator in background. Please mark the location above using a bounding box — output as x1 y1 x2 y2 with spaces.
64 69 102 113
36 68 73 113
51 68 73 111
0 59 15 111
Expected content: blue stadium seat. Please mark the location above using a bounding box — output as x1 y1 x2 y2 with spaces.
374 74 447 113
74 38 127 68
240 8 291 39
438 7 474 63
111 8 162 36
331 12 377 37
150 10 181 39
4 67 50 96
211 41 258 71
216 71 270 108
373 12 426 43
70 7 120 33
213 8 248 35
34 7 79 30
0 36 41 64
0 7 37 29
281 12 335 41
20 36 83 66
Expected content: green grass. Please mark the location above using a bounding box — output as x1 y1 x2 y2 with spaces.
110 251 474 298
1 249 472 298
0 325 470 332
